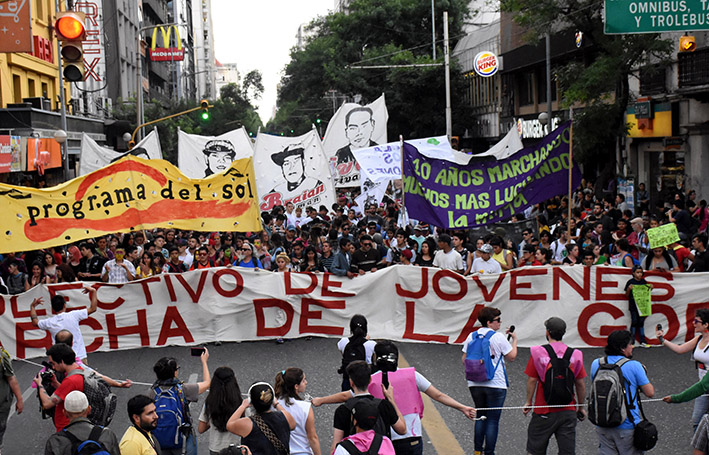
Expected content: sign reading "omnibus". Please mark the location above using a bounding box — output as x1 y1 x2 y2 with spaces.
605 0 709 34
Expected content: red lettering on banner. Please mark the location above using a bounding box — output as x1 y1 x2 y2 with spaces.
175 272 208 303
0 296 5 316
138 276 161 305
403 301 448 343
322 274 355 298
164 275 177 301
299 298 345 335
553 267 589 300
213 269 244 297
645 304 679 345
48 283 84 309
578 302 627 346
95 284 125 310
105 309 150 349
157 306 194 345
254 299 294 337
686 303 709 342
396 268 428 298
645 274 675 302
432 270 467 301
12 296 42 318
15 322 52 358
595 268 630 300
81 317 103 353
284 272 317 294
511 268 547 300
453 304 485 343
472 274 506 302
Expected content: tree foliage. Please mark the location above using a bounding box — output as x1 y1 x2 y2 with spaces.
270 0 474 138
501 0 672 170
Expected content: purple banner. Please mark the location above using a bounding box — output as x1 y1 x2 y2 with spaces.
402 121 581 228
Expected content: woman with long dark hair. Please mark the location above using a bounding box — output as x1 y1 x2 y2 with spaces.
275 368 321 455
337 315 376 391
198 367 242 455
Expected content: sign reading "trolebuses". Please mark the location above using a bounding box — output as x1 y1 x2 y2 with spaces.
605 0 709 33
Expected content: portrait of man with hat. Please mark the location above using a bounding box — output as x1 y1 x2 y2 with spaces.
202 139 236 176
268 145 322 199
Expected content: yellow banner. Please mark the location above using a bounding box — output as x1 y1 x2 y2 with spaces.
0 156 261 253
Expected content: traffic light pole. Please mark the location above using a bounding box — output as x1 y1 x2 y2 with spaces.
55 0 70 181
128 103 212 149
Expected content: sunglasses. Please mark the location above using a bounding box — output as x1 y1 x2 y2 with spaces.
695 318 705 324
492 317 501 323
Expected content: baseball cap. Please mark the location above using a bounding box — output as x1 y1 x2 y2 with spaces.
544 317 567 335
630 217 644 225
352 400 379 430
287 225 296 231
64 390 89 413
479 244 493 254
401 249 413 260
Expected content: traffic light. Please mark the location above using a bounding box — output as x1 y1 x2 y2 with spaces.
316 117 321 124
451 136 460 150
200 99 210 120
680 35 697 52
54 11 86 82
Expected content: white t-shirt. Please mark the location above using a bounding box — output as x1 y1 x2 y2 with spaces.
180 251 194 269
432 249 464 271
278 398 313 455
337 337 377 364
371 370 431 441
37 309 89 359
198 404 240 452
551 239 575 263
461 328 512 389
472 257 502 274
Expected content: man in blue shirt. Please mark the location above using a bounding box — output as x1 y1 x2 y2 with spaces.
590 330 655 454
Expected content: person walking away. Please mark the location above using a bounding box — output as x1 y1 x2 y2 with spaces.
523 317 586 455
333 401 396 455
198 367 242 455
338 315 377 391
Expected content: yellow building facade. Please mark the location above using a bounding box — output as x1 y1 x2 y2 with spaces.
0 0 69 109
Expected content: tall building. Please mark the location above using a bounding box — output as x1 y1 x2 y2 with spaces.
168 0 197 101
215 60 239 96
104 0 141 104
140 0 171 103
192 0 216 100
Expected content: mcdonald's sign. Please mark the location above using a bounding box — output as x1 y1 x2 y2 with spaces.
149 24 184 62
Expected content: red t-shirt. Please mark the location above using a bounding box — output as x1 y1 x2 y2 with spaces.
524 343 586 414
674 246 691 272
52 367 84 431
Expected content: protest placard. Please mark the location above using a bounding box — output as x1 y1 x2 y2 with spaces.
647 224 680 249
632 284 653 317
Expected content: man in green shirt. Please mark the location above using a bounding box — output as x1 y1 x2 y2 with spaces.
0 340 23 453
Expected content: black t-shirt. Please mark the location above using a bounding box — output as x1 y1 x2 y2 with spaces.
333 394 398 439
242 411 290 455
691 250 709 272
351 248 382 272
674 209 693 236
624 277 647 307
78 255 106 281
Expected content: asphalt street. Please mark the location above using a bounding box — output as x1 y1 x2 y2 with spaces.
3 337 700 454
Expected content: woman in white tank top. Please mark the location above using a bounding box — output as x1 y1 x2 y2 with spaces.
275 368 321 455
657 308 709 430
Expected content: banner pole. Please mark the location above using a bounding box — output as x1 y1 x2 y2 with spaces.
400 135 405 225
567 109 574 240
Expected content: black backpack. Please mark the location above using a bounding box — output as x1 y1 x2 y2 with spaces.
344 397 390 439
541 345 576 406
60 426 112 455
338 433 384 455
339 337 367 375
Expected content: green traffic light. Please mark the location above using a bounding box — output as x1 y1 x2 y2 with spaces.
316 118 321 124
201 111 209 120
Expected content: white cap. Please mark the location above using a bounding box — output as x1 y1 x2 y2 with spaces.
64 390 89 413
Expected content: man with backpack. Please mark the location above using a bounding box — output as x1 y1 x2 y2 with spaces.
44 390 120 455
589 330 655 454
150 350 211 455
522 317 587 455
333 400 396 455
34 343 86 432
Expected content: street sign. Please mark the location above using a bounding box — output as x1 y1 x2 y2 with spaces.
605 0 709 34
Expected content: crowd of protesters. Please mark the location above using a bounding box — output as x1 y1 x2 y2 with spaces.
2 181 709 294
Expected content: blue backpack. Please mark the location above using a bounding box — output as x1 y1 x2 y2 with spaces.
464 330 505 383
60 426 111 455
152 382 189 450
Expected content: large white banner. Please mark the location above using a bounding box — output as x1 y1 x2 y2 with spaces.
3 266 706 359
255 130 336 212
79 130 162 176
178 127 254 178
322 94 388 188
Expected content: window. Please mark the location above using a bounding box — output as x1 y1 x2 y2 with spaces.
13 75 22 103
537 69 557 103
517 71 534 106
28 79 36 97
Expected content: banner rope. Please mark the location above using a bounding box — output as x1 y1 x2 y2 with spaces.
472 395 709 412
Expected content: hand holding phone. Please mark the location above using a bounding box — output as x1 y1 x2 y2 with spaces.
190 347 206 357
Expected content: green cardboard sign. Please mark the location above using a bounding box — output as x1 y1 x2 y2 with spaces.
647 224 680 249
632 284 652 317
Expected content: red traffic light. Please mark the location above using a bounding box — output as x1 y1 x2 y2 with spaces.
55 12 85 40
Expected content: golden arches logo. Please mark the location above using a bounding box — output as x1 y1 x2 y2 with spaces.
149 25 184 61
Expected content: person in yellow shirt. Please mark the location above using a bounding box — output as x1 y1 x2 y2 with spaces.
490 237 515 271
119 395 160 455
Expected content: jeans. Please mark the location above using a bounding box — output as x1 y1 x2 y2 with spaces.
161 432 197 455
596 427 642 455
469 386 507 454
693 393 709 432
526 411 577 455
392 436 423 455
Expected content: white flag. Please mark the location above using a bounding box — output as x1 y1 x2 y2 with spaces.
322 94 388 188
254 130 336 212
177 127 254 178
474 127 523 160
78 129 162 176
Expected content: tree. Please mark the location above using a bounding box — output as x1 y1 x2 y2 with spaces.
272 0 474 139
501 0 672 174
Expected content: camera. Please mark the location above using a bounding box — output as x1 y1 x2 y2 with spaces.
179 422 193 436
376 353 398 373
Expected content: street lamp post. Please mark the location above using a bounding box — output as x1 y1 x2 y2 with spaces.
54 0 70 181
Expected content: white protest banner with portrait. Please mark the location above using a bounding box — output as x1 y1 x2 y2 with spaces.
178 127 254 178
322 94 388 188
79 129 163 176
254 129 336 212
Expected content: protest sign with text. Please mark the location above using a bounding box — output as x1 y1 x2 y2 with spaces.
647 223 680 249
0 156 261 253
2 265 704 359
402 121 581 228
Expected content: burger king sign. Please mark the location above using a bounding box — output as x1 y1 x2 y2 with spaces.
473 51 499 77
